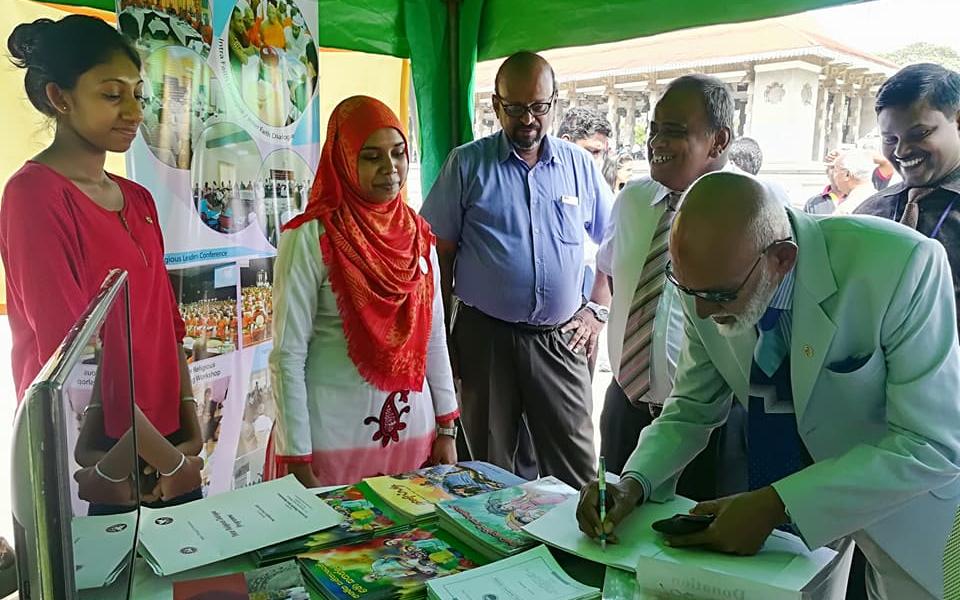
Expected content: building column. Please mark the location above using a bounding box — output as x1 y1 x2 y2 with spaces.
624 94 638 150
847 92 864 145
743 70 756 136
565 82 579 108
829 88 848 153
606 83 620 150
812 82 830 161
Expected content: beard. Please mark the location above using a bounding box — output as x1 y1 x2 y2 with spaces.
508 125 542 150
713 262 780 338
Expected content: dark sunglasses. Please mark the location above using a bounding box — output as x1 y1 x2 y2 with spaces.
665 238 793 304
495 93 556 118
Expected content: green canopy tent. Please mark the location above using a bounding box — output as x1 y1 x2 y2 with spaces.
41 0 865 193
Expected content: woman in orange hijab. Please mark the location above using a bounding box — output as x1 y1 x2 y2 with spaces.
267 96 458 486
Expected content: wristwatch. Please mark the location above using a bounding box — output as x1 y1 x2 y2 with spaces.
437 424 459 439
585 301 610 323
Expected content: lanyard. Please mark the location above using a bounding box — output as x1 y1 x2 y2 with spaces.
931 196 958 240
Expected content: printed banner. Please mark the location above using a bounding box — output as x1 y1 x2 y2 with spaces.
120 0 320 494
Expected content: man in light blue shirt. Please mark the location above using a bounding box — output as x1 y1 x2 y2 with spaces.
420 51 613 487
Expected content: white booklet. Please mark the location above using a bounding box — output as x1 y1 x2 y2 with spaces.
522 495 697 572
427 545 599 600
522 496 836 597
138 475 343 576
72 512 139 590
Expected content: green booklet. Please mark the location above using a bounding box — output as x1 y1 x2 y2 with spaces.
436 476 577 559
254 484 408 566
298 527 484 600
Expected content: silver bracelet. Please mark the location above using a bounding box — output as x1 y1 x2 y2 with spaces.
95 462 129 483
159 453 186 477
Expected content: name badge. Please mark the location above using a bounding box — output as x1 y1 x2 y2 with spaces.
560 195 579 206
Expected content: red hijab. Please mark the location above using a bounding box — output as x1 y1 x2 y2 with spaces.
284 96 435 392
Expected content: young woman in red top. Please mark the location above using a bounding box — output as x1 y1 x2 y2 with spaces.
1 15 203 510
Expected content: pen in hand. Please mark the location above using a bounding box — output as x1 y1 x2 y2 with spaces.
598 456 607 551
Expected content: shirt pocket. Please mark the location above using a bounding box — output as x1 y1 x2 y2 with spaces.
553 196 584 245
818 348 887 423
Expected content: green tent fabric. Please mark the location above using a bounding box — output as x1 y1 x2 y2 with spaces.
36 0 866 191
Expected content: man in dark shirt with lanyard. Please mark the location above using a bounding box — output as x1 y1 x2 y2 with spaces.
857 64 960 335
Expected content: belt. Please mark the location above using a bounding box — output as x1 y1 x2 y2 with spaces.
459 303 565 333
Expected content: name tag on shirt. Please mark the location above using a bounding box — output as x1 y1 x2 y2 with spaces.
560 195 580 206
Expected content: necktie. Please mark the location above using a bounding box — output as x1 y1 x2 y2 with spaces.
900 187 934 229
946 505 960 599
618 192 680 406
754 307 788 377
748 306 806 491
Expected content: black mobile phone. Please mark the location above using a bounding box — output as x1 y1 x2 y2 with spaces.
651 513 715 536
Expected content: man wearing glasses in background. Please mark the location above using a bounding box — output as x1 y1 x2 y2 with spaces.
421 51 613 487
578 172 960 600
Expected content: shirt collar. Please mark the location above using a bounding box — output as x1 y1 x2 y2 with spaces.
496 130 563 166
878 165 960 198
651 160 742 207
768 267 796 312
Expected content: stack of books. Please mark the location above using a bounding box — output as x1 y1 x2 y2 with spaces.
253 484 409 566
298 527 484 600
435 477 577 560
363 462 524 522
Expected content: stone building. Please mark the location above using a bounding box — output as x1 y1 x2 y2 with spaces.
473 17 898 164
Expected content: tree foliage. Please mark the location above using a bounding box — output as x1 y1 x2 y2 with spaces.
881 43 960 72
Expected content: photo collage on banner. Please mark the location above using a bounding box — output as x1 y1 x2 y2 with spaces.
120 0 321 495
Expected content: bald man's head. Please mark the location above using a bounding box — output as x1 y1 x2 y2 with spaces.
493 52 557 152
494 52 556 97
669 172 796 336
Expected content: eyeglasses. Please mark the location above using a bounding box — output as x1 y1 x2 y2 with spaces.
665 238 793 304
495 93 556 118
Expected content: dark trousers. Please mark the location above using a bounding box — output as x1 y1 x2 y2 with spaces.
453 305 596 488
599 379 748 501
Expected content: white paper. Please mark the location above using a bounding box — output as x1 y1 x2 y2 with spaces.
634 529 836 597
522 495 696 572
522 496 836 597
138 475 343 576
428 545 599 600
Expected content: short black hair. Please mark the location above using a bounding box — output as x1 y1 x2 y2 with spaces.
494 51 557 98
663 74 735 134
556 107 612 141
729 137 763 175
8 15 141 117
875 63 960 117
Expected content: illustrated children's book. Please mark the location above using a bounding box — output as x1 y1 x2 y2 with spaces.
436 476 577 559
254 484 407 565
298 527 483 600
363 462 524 520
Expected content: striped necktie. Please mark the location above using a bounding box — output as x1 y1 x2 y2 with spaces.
946 504 960 599
618 192 680 405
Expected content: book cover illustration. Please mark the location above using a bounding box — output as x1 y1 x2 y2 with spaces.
439 477 576 554
173 559 309 599
364 462 524 518
299 528 480 600
256 485 404 564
